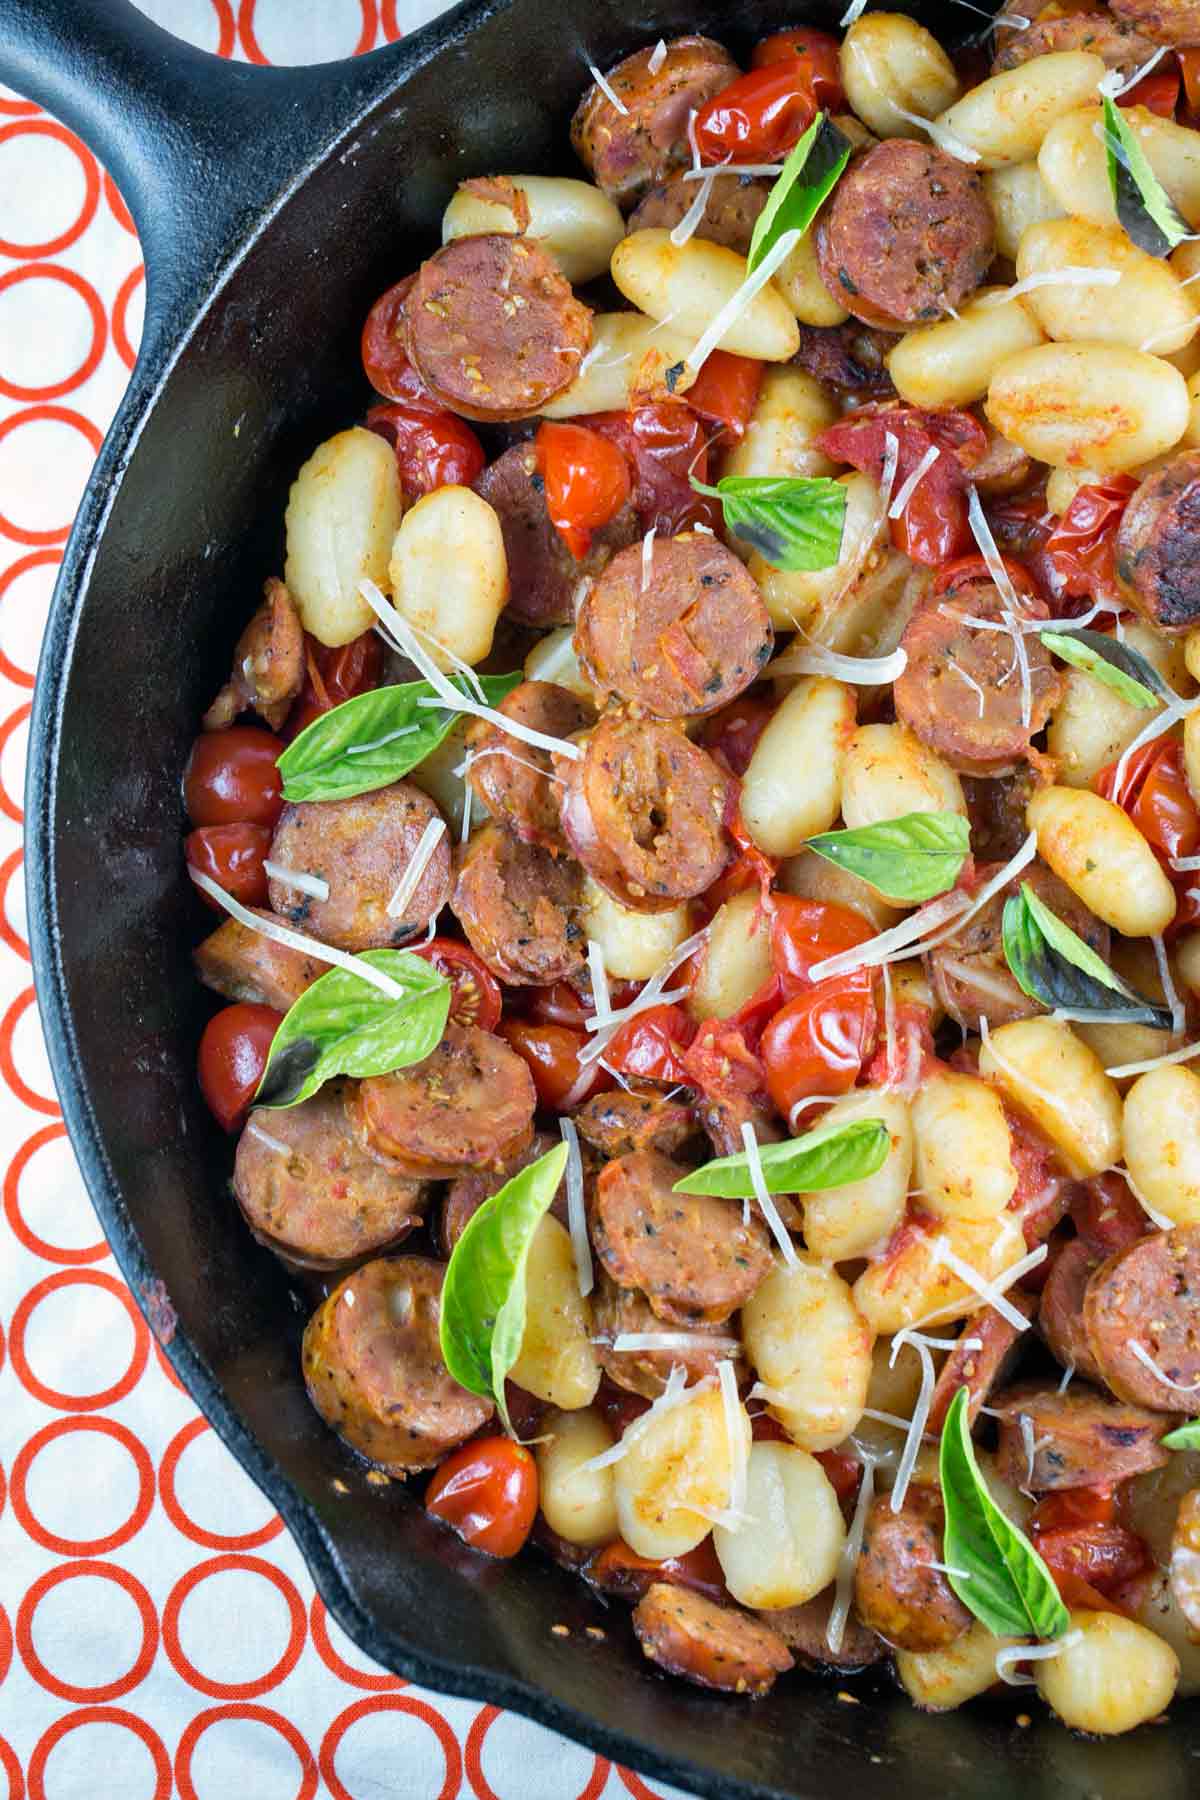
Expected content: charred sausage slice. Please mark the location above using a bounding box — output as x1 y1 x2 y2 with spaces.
854 1486 972 1652
633 1582 793 1697
473 444 640 629
1110 0 1200 46
816 141 994 328
925 1295 1035 1436
405 234 592 423
1115 451 1200 634
1038 1238 1106 1386
235 1084 424 1268
571 37 741 208
767 1590 885 1672
994 1382 1172 1491
451 822 584 986
464 681 593 852
628 174 769 254
268 782 451 950
791 322 898 397
993 10 1157 72
894 581 1061 777
354 1020 536 1177
591 1148 772 1327
557 715 731 912
575 533 773 719
571 1087 696 1160
1083 1226 1200 1412
591 1273 743 1398
302 1255 492 1472
194 910 324 1011
203 577 305 731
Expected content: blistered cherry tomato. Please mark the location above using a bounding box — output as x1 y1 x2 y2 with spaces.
751 28 845 111
286 631 384 740
1032 1487 1118 1533
681 1014 770 1113
524 977 638 1030
683 350 764 440
1030 1491 1151 1610
534 421 632 560
1096 736 1200 864
197 1002 282 1133
604 1002 697 1085
1072 1172 1149 1258
497 1018 608 1110
585 404 721 537
769 894 876 1000
585 1535 726 1603
413 937 503 1031
184 726 283 828
760 975 875 1124
1044 476 1137 602
699 695 775 777
819 405 986 567
360 275 439 408
1123 62 1180 118
185 823 271 908
425 1436 538 1559
694 63 819 164
366 402 485 497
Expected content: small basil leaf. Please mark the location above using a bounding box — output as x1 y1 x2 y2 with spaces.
1163 1420 1200 1450
806 811 970 904
277 672 523 803
1103 94 1191 257
1040 628 1165 710
439 1142 570 1436
1002 883 1172 1028
689 474 847 571
672 1116 889 1200
255 949 451 1109
746 111 853 274
940 1386 1071 1641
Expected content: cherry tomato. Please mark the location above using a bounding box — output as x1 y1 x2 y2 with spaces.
286 631 384 740
694 63 819 164
496 1018 608 1110
1182 48 1200 117
185 822 271 909
424 1435 538 1559
585 1535 726 1603
702 800 778 913
934 554 1041 603
760 975 876 1124
604 1002 697 1085
1123 62 1180 119
683 350 764 440
769 894 877 1000
184 726 284 828
360 275 439 409
1029 1509 1151 1609
197 1002 282 1133
1097 736 1200 863
1045 476 1137 602
534 421 632 559
524 977 638 1029
818 405 988 567
412 938 502 1031
681 1014 771 1119
816 1448 864 1507
366 402 485 498
751 28 845 111
1031 1486 1117 1533
1072 1171 1149 1258
864 998 936 1092
585 403 721 537
699 695 775 777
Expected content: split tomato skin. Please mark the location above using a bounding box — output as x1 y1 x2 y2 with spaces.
425 1436 539 1558
185 822 271 908
412 937 502 1032
534 421 632 559
366 402 486 497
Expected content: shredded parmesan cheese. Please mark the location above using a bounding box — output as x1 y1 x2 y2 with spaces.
957 0 1029 20
995 1633 1081 1687
1111 1163 1177 1231
670 173 716 248
767 642 907 685
1099 45 1168 100
882 962 897 1087
587 940 612 1027
1129 1341 1200 1395
711 1358 751 1533
931 1237 1044 1333
827 1450 877 1654
948 660 987 719
1105 1038 1200 1079
888 1331 937 1513
189 870 409 999
455 745 561 788
1153 935 1186 1036
879 429 900 515
577 1364 703 1473
385 816 445 920
580 926 708 1065
1058 1363 1075 1395
685 229 802 375
909 1238 1047 1334
1111 690 1200 800
641 526 657 591
1018 1413 1050 1492
740 1120 799 1267
889 445 941 521
262 862 330 902
245 1118 289 1155
861 1407 911 1430
839 0 870 23
681 162 786 181
611 1332 742 1356
586 59 629 115
560 1117 592 1299
988 269 1121 308
647 37 667 74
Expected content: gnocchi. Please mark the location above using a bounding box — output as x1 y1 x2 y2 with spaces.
442 174 624 284
387 485 508 671
740 676 856 856
610 231 800 362
741 1257 874 1451
986 343 1190 472
714 1442 846 1609
284 427 404 646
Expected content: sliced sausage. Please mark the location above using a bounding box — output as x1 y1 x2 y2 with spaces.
571 1086 696 1160
438 1129 566 1255
994 1382 1172 1491
591 1274 743 1399
854 1486 972 1653
1115 451 1200 634
575 533 773 719
895 581 1062 777
203 577 305 731
1170 1488 1200 1634
473 443 641 629
557 715 731 912
353 1020 536 1177
925 1295 1036 1436
194 910 324 1011
591 1148 772 1327
767 1590 886 1672
632 1582 793 1697
1038 1237 1106 1386
268 782 451 950
963 769 1038 864
791 322 898 397
302 1255 492 1472
924 859 1109 1034
816 140 995 329
1084 1226 1200 1412
993 10 1157 73
571 37 741 208
464 681 593 851
405 234 592 423
451 822 584 986
234 1084 424 1268
627 173 769 254
1110 0 1200 47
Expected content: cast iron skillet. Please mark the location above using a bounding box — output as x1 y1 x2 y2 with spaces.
6 1 1198 1793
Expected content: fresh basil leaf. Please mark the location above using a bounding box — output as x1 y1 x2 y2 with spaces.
806 810 970 904
439 1142 570 1436
940 1386 1071 1641
672 1116 888 1200
277 672 523 803
1103 94 1191 257
746 112 852 274
1040 628 1165 710
1163 1420 1200 1450
1002 882 1172 1028
256 949 451 1109
689 473 847 571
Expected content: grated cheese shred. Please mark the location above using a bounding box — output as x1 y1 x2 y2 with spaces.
263 862 330 902
767 642 907 685
684 229 802 375
560 1117 593 1299
647 37 667 74
987 268 1121 308
931 1236 1043 1333
1129 1341 1200 1395
827 1450 877 1655
641 526 657 592
385 816 445 920
189 869 409 1000
586 60 629 115
611 1332 742 1355
670 174 716 248
889 445 941 520
576 1364 701 1473
1153 935 1186 1036
740 1121 800 1267
995 1633 1081 1687
879 429 900 515
888 1331 937 1514
246 1118 289 1155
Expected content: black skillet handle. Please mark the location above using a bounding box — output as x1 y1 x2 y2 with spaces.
0 0 418 362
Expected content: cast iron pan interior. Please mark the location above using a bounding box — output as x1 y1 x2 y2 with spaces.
8 0 1199 1791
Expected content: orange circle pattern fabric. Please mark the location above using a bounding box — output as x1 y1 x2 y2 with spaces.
0 3 696 1793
